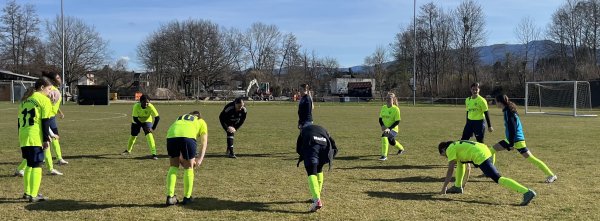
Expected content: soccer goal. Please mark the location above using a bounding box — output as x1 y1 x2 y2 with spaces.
525 81 597 117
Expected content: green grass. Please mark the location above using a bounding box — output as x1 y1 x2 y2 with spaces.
0 101 599 220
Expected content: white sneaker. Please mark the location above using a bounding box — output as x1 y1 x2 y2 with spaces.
309 199 323 212
545 175 557 183
14 170 24 177
378 156 387 161
57 159 69 165
49 169 63 176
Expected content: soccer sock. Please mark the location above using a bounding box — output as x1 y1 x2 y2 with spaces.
454 162 465 187
127 136 137 152
166 166 178 197
394 141 405 151
498 177 528 194
17 159 27 171
317 172 324 192
380 137 389 157
489 148 496 165
146 133 156 155
227 136 234 149
44 149 54 171
526 154 554 176
183 168 194 198
23 166 32 195
307 175 320 200
30 167 42 196
51 138 63 160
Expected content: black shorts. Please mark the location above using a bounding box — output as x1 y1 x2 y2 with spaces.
48 117 59 135
302 144 330 173
167 137 197 160
131 122 153 136
21 146 44 167
461 119 485 142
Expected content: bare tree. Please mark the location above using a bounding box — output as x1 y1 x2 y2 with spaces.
452 0 486 90
96 57 130 91
515 16 541 84
365 45 389 99
0 0 40 73
242 22 282 80
46 16 108 92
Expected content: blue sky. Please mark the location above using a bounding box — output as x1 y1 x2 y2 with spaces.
22 0 565 71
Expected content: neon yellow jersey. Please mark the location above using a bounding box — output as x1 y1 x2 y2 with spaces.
131 103 159 123
166 114 208 139
49 85 62 116
379 104 401 131
18 92 52 147
465 95 488 120
445 140 492 165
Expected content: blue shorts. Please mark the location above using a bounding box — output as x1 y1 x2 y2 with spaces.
131 122 153 136
48 117 59 135
21 146 44 167
461 119 485 142
166 137 197 160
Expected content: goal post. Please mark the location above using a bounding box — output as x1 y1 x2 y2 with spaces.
525 81 596 117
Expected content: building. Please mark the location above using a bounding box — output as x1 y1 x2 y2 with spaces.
0 70 38 102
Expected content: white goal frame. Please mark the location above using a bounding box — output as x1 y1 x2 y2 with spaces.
525 81 596 117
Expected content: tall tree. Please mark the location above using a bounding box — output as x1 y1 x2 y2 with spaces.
0 0 40 73
452 0 486 90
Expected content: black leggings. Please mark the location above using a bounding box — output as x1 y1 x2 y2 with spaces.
478 158 501 183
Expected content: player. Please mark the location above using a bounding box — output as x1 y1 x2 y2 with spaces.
219 98 246 158
122 94 160 159
18 77 56 202
378 92 405 161
491 94 557 183
438 140 536 206
462 82 494 142
298 83 313 129
296 124 338 212
14 72 65 176
164 111 208 206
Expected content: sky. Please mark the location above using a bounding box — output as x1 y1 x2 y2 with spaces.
20 0 567 71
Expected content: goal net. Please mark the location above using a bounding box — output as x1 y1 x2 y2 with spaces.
525 81 596 117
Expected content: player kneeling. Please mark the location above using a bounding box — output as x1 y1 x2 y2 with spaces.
438 140 536 206
164 111 208 206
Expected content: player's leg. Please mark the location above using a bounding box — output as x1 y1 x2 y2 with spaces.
181 138 198 205
165 138 180 206
516 142 556 183
50 125 67 165
15 159 27 177
460 121 473 140
28 146 47 202
226 131 236 158
125 123 140 154
478 158 535 206
303 145 322 212
474 120 485 143
143 123 157 159
379 133 389 160
21 147 32 198
388 130 404 154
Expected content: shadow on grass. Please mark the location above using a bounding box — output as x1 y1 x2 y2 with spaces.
334 155 381 161
64 154 120 160
184 197 309 214
0 197 24 204
366 176 444 183
338 165 446 170
131 154 170 160
0 161 20 165
204 152 291 159
366 191 499 205
24 199 164 211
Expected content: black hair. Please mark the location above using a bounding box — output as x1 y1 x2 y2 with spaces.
300 83 309 89
470 82 480 88
189 110 202 118
438 141 453 155
495 94 518 113
21 77 53 101
140 94 149 102
42 71 60 86
234 97 243 104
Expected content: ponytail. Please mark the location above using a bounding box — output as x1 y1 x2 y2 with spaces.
495 94 518 113
21 88 35 102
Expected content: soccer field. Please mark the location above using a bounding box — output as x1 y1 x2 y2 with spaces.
0 101 599 220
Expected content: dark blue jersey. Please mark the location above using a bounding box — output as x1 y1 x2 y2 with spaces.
219 102 247 130
503 107 525 144
296 124 338 169
298 94 313 126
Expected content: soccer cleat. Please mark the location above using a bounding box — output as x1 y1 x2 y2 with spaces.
49 169 63 176
520 189 536 206
151 154 158 160
397 150 404 155
228 150 237 159
57 159 69 165
121 150 130 155
166 195 178 206
545 175 557 183
309 199 323 212
181 197 193 205
446 186 464 194
22 193 31 200
14 170 24 177
378 156 387 161
29 194 47 203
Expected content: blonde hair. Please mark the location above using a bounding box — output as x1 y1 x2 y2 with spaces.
387 92 398 106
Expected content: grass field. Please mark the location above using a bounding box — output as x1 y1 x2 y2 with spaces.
1 101 599 220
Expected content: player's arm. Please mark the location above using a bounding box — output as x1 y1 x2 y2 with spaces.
484 111 493 131
234 109 247 130
388 120 400 130
378 118 385 130
506 112 518 145
296 134 304 167
329 135 338 157
441 160 457 194
218 110 229 130
195 133 208 167
58 108 64 119
150 105 160 130
152 116 160 130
